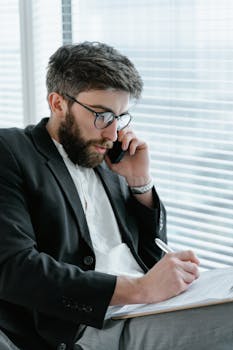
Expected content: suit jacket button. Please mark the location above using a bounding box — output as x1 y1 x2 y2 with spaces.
84 305 93 313
83 256 94 266
57 343 66 350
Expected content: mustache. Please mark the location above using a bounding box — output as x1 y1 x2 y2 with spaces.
88 139 113 149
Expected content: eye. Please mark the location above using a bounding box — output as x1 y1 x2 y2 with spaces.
99 112 114 123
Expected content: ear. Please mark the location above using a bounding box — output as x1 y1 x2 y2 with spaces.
48 92 67 117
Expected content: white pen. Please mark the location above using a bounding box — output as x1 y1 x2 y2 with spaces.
155 238 174 253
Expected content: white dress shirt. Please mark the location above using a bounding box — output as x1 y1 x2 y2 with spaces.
54 140 144 278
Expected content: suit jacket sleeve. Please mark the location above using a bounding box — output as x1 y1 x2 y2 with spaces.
118 173 167 269
0 136 116 329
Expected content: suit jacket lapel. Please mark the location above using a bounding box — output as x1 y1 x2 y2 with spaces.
28 118 93 249
95 165 136 248
96 164 148 271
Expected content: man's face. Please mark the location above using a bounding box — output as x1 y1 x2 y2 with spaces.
58 109 113 167
58 89 130 167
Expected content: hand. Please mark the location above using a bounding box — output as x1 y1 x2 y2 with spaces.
110 250 200 306
105 128 151 187
137 250 200 304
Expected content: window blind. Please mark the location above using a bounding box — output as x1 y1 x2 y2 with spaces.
31 0 63 123
0 0 63 128
72 0 233 270
62 0 72 44
0 0 23 127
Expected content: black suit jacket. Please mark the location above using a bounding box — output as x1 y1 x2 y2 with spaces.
0 118 166 350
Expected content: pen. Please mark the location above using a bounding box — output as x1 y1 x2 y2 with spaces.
155 238 174 253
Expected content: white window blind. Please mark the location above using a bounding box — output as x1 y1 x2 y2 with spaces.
0 0 63 128
0 0 23 127
72 0 233 270
31 0 63 123
62 0 72 44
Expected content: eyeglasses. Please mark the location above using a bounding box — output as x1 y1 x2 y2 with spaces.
64 93 132 131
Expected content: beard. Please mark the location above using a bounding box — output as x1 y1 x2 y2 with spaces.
58 111 112 168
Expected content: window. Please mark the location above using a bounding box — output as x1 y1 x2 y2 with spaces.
72 0 233 270
0 0 63 127
25 0 63 123
0 0 23 127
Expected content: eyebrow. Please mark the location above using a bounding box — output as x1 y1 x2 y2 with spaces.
87 104 114 113
87 104 129 115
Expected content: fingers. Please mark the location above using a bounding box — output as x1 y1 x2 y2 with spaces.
178 261 200 283
175 250 200 265
162 251 200 284
167 251 200 283
184 271 198 284
183 261 200 278
118 129 147 155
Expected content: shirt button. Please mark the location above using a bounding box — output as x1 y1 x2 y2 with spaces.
57 343 66 350
83 256 94 266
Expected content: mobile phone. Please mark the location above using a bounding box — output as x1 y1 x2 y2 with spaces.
108 140 126 164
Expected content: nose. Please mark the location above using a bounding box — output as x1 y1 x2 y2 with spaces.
101 120 118 142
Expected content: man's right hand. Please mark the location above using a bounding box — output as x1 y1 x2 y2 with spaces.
110 250 200 306
137 250 200 303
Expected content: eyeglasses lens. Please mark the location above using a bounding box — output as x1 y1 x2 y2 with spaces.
95 113 131 130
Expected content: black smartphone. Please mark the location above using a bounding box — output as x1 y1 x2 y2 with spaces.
108 140 126 164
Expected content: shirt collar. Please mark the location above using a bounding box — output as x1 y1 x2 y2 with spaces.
52 138 69 159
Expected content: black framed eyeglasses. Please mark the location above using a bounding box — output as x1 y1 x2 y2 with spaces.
64 93 132 131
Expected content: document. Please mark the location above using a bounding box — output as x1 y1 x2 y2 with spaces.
105 266 233 320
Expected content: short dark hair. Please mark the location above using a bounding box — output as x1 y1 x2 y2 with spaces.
46 41 143 101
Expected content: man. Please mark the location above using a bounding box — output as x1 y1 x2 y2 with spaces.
0 42 232 350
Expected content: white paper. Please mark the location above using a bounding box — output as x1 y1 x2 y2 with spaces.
105 267 233 320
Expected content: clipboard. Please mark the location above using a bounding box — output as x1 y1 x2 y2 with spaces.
105 267 233 320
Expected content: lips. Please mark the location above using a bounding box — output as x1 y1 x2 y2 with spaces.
93 145 108 154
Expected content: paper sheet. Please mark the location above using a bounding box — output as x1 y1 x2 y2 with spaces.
105 266 233 320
